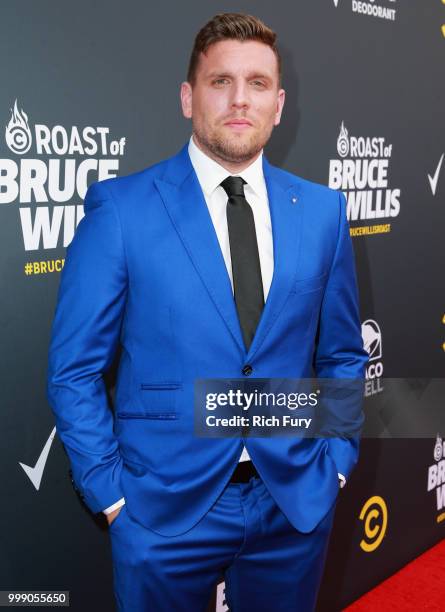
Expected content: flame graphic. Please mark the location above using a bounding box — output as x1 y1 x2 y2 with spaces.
434 434 443 462
5 99 32 154
337 121 349 158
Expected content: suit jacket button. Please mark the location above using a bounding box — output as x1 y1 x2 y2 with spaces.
242 364 253 376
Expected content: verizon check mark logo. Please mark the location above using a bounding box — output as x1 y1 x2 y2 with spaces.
19 426 56 490
428 153 444 196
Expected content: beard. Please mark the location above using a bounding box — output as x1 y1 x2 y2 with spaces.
192 120 274 165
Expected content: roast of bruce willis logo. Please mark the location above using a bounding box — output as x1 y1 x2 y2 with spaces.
329 121 401 232
1 99 127 252
427 434 445 520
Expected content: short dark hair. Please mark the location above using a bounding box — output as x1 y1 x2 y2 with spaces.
187 13 282 86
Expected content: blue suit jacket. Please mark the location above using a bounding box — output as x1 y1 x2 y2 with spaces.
47 143 368 536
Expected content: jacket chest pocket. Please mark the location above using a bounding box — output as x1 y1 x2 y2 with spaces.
118 382 181 420
291 272 328 295
287 274 327 338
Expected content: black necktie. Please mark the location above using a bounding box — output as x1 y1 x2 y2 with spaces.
220 176 264 352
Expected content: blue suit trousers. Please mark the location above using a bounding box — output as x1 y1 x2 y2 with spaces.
109 476 337 612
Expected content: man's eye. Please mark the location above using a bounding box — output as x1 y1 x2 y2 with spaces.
213 78 229 86
252 80 266 88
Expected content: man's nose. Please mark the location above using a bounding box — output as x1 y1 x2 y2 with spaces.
230 81 250 109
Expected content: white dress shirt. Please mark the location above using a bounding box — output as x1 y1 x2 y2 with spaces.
102 136 345 515
187 135 272 465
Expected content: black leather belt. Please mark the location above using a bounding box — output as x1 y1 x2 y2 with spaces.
230 460 259 483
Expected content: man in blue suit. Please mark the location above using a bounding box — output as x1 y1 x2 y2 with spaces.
47 12 368 612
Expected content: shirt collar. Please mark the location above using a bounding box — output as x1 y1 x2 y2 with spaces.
188 135 265 198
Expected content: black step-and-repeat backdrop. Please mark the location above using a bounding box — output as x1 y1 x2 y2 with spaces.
1 1 444 610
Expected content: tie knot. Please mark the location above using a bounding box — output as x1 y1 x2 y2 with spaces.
220 176 246 198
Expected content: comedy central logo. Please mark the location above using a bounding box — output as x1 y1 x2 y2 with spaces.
443 313 445 354
427 434 445 522
362 319 384 396
1 99 127 253
359 495 388 552
329 122 401 236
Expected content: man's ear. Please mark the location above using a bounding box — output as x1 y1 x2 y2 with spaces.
274 88 286 126
180 82 193 119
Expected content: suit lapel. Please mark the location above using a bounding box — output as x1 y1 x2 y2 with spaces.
154 145 304 360
245 157 304 362
154 146 246 355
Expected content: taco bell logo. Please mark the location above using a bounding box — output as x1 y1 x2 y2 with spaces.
5 99 32 155
362 319 382 363
362 318 383 395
